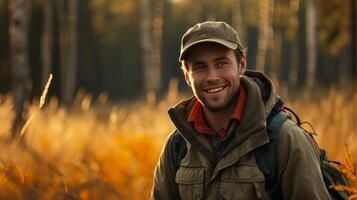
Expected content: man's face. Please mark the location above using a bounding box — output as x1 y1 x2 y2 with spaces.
185 43 246 112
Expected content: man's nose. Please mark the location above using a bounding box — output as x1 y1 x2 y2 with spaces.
206 67 219 81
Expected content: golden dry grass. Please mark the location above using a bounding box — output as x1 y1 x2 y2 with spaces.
287 88 357 161
0 85 356 199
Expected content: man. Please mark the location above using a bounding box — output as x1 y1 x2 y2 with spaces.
151 21 330 200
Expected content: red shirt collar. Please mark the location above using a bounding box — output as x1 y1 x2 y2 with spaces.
188 86 247 139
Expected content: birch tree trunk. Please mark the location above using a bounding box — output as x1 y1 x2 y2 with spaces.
305 0 317 89
140 0 163 96
41 0 53 86
271 0 282 78
297 0 307 87
56 0 78 104
66 0 78 103
351 0 357 81
287 0 300 87
56 0 69 103
151 0 163 94
140 0 153 94
256 0 272 72
266 0 275 75
9 0 30 138
232 0 246 47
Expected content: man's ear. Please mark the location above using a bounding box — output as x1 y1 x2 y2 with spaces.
185 71 192 87
239 56 247 74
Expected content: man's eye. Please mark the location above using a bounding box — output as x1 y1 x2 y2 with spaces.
217 61 228 67
192 64 205 71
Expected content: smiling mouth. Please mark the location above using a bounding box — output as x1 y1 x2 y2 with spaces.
204 86 227 93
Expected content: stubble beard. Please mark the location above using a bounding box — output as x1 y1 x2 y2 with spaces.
197 81 240 113
203 90 239 113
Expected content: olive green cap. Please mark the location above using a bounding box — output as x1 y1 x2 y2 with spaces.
179 21 243 61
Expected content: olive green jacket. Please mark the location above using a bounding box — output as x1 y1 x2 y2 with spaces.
151 71 330 200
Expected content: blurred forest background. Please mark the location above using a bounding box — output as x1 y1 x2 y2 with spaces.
0 0 356 100
0 0 356 199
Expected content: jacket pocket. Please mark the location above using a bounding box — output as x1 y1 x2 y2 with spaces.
175 166 205 200
220 164 270 200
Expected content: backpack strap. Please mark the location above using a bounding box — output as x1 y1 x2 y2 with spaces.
283 106 301 126
171 131 187 171
255 101 290 200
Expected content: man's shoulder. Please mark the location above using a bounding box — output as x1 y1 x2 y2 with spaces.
278 119 309 144
277 119 320 158
161 130 184 151
279 119 302 134
164 130 180 145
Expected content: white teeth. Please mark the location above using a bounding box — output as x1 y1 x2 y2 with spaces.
206 87 224 93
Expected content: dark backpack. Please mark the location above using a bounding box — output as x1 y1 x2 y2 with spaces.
170 99 351 200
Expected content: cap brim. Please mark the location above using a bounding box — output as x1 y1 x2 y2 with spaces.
179 39 238 61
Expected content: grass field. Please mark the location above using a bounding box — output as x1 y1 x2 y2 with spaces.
0 86 356 199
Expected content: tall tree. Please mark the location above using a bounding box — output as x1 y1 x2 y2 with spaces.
56 0 78 104
9 0 30 138
232 0 246 46
287 0 300 88
140 0 153 94
56 0 68 103
141 0 163 96
152 0 164 93
256 0 272 72
352 0 357 81
66 0 78 103
270 0 283 78
41 0 53 86
297 0 307 88
305 0 317 88
266 0 275 75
